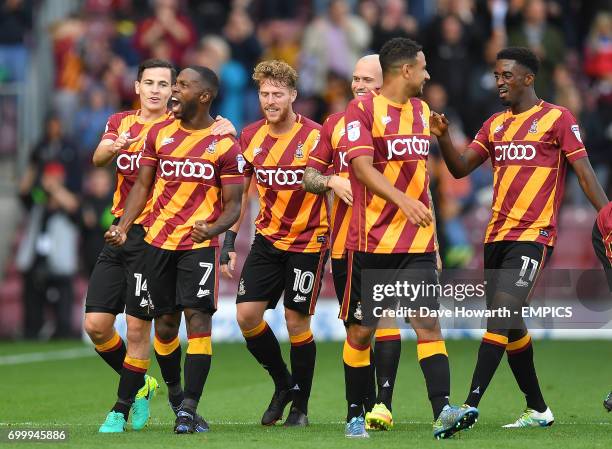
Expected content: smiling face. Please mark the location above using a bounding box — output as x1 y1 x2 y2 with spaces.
135 67 173 114
258 78 297 124
170 68 210 120
351 55 383 98
405 51 430 97
494 59 534 107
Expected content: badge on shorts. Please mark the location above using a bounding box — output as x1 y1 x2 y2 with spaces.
238 278 246 296
354 301 363 320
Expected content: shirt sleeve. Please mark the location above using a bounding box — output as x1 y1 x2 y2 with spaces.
345 100 374 162
467 120 492 161
139 126 159 168
219 138 245 185
238 131 254 177
101 113 122 141
555 109 588 163
306 118 333 173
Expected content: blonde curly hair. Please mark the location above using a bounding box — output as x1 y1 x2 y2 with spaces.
252 60 298 89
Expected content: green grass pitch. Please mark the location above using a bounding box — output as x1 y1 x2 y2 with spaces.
1 339 610 448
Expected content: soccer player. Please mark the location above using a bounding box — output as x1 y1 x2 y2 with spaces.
340 37 477 439
105 66 244 434
220 60 328 427
84 58 173 433
434 47 609 427
592 202 612 412
303 54 402 431
592 202 612 292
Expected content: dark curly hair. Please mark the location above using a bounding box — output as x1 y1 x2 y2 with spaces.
497 47 540 75
379 37 423 74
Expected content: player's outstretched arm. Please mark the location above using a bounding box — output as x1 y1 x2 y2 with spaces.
221 175 252 278
105 165 155 246
303 167 353 206
430 111 483 179
192 183 244 243
351 155 432 227
572 157 609 211
92 133 141 167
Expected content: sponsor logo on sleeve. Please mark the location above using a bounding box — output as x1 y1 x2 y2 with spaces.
347 120 361 142
236 154 246 174
571 125 582 143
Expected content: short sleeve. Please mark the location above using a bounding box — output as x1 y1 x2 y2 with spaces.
139 126 159 167
307 118 334 173
467 121 492 161
101 113 122 141
345 100 374 162
238 131 254 177
555 109 588 163
219 138 245 185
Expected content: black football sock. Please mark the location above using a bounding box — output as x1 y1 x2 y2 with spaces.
364 348 376 412
507 332 547 412
417 340 450 419
94 331 126 374
343 338 371 422
465 332 508 407
154 334 184 409
243 321 291 391
289 330 316 414
183 333 212 413
374 329 401 411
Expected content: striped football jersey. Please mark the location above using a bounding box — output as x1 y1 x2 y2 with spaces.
306 111 350 259
139 119 243 250
102 110 171 225
240 114 329 253
468 100 588 246
345 92 435 254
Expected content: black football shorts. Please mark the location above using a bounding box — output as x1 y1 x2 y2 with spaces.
85 221 152 320
236 234 328 316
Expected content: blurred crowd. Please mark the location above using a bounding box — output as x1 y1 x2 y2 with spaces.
2 0 611 338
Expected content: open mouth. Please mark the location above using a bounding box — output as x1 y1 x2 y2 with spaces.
170 96 181 114
149 96 161 104
498 88 508 99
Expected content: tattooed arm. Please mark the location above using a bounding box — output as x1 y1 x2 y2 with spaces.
303 166 330 194
303 167 353 206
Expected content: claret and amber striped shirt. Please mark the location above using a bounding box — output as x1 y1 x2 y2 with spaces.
345 92 435 254
306 111 350 259
468 100 587 246
240 114 329 253
102 110 171 225
139 119 243 250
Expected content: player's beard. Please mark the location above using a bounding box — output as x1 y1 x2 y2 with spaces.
178 99 198 121
264 104 290 124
